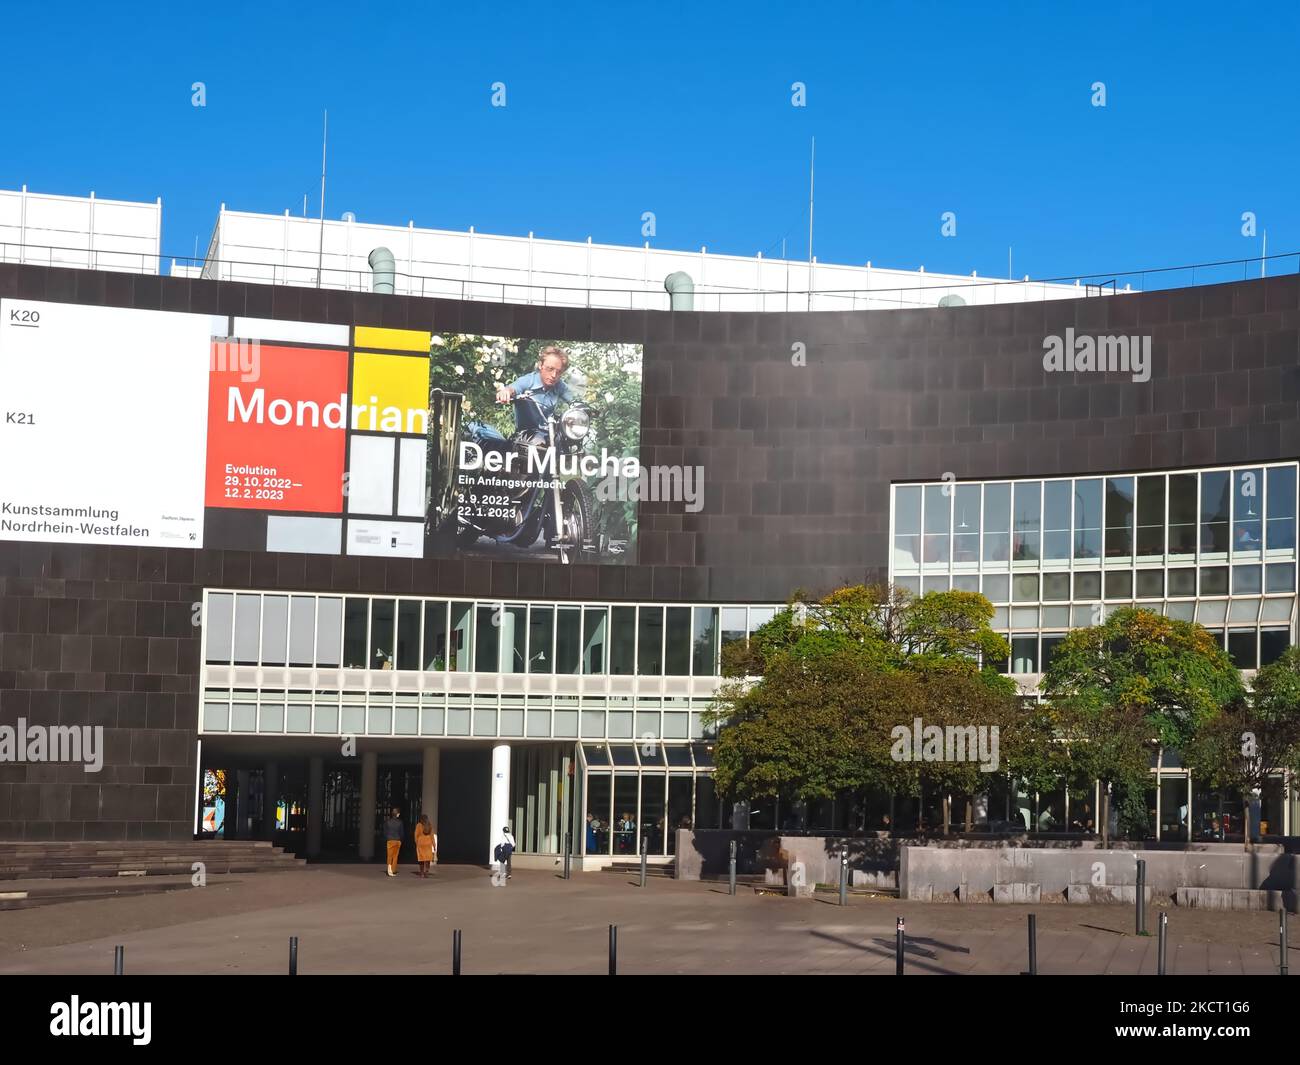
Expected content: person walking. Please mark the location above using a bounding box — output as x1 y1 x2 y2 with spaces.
415 813 437 878
384 807 404 878
492 825 516 883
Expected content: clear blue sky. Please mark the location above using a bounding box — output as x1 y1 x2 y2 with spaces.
3 1 1297 284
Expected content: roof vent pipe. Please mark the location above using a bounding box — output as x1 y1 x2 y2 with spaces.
664 271 694 311
368 247 395 294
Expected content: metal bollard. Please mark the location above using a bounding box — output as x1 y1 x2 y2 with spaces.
1281 909 1289 977
608 924 617 976
728 839 737 896
113 945 124 976
1135 859 1147 935
1157 912 1167 976
453 929 462 976
1027 914 1037 976
640 835 648 888
563 832 571 880
895 917 905 976
838 848 848 907
288 935 298 976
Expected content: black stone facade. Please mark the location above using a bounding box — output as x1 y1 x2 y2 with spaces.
0 262 1298 840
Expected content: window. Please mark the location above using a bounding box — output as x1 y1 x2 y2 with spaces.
289 596 315 667
1105 477 1134 560
1074 572 1101 600
893 485 921 569
528 606 554 673
342 598 368 668
1040 634 1066 672
582 607 607 674
1043 481 1071 562
610 607 636 675
1267 466 1297 552
450 602 474 671
371 599 396 670
983 483 1011 563
982 574 1009 603
1233 468 1263 557
1104 570 1133 600
1011 637 1039 674
1073 478 1102 560
1135 570 1163 599
922 484 951 565
665 607 691 676
1260 628 1290 666
692 607 719 676
637 607 665 675
1012 574 1039 603
1012 481 1041 562
1168 473 1197 557
423 602 448 670
1168 569 1196 597
1232 566 1262 595
206 593 234 663
1200 567 1229 595
396 600 421 671
316 597 342 667
1043 573 1070 601
953 485 980 563
1227 630 1258 670
556 607 581 674
1136 476 1165 559
1266 563 1296 594
1201 470 1230 557
233 594 261 665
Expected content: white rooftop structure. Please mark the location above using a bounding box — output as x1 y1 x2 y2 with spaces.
201 206 1112 312
0 186 162 274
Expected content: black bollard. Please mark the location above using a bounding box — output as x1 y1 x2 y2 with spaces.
728 839 737 896
288 935 298 976
895 917 905 976
1281 909 1289 977
608 924 617 976
1027 914 1037 976
563 832 571 880
1157 912 1167 976
640 835 648 888
113 945 124 976
453 929 462 976
1135 859 1147 935
838 848 848 907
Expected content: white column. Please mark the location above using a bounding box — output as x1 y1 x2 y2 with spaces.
489 743 511 863
422 746 441 835
497 608 515 673
359 751 378 861
306 756 324 857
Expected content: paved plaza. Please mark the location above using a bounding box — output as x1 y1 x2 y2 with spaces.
0 863 1292 975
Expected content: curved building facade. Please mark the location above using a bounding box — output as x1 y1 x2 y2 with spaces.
1 261 1298 860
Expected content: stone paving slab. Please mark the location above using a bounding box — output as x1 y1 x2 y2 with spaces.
0 864 1292 976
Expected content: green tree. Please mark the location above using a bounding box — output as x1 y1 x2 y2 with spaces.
1184 647 1300 851
710 585 1025 833
1042 607 1244 846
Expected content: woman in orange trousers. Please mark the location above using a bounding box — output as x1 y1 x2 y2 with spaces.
415 814 437 878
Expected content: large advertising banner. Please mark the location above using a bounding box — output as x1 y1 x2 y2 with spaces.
0 299 643 564
0 299 215 548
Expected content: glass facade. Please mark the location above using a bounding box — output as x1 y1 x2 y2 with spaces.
890 463 1298 840
200 590 780 741
892 463 1298 676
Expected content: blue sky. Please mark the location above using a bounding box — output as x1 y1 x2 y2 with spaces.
3 1 1297 284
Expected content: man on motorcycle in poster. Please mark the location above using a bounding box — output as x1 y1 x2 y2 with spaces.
493 345 575 440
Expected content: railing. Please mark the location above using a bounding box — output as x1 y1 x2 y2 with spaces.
2 240 1297 313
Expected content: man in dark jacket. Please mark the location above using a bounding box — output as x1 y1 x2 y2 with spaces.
384 807 404 877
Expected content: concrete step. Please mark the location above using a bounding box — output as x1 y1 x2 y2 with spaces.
0 873 239 911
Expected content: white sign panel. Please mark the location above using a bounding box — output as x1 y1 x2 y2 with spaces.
0 299 215 548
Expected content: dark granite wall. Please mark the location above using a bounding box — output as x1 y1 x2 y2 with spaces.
0 262 1297 839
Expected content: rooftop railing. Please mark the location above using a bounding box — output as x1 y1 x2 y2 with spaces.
2 240 1296 313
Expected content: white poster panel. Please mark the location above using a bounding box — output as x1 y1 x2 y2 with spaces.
0 299 215 548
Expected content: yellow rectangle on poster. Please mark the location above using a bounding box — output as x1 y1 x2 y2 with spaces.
354 326 430 353
351 352 430 433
